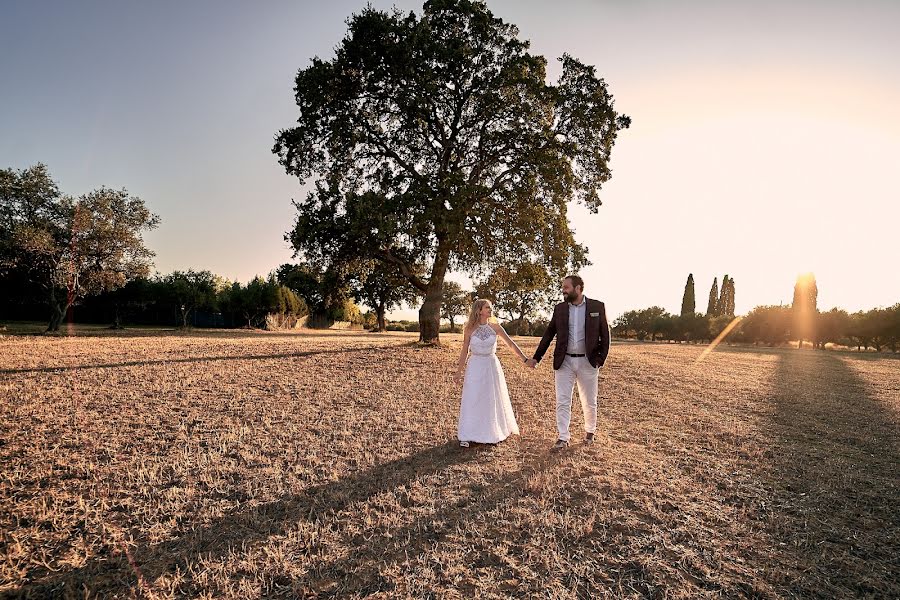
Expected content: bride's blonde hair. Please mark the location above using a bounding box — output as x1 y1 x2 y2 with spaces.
464 298 494 333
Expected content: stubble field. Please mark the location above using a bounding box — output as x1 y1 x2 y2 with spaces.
1 328 899 599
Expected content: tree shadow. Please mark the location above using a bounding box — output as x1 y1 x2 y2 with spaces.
300 442 576 597
764 351 900 596
0 344 403 374
11 440 485 598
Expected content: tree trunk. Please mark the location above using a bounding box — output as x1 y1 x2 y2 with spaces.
376 303 386 332
111 303 125 330
418 244 450 345
47 302 67 332
419 285 443 344
45 284 70 332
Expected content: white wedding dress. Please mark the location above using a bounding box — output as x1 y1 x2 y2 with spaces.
458 323 520 444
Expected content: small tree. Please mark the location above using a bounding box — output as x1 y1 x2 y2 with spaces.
885 304 900 353
1 164 160 332
815 308 850 350
276 262 325 314
350 261 421 332
106 277 154 329
618 306 668 341
740 305 791 346
708 314 735 341
160 270 218 328
475 261 555 334
441 281 470 332
651 310 675 341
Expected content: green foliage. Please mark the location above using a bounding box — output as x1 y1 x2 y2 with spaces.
276 263 324 312
706 277 719 316
349 260 421 331
613 306 670 341
275 262 363 325
718 275 736 318
681 273 695 317
815 308 850 348
0 163 159 331
273 0 628 342
441 281 470 330
217 274 309 329
792 273 818 345
159 270 218 328
737 305 791 346
707 314 735 340
474 261 556 334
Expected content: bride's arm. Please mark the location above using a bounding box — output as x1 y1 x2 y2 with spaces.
455 328 471 382
491 323 528 363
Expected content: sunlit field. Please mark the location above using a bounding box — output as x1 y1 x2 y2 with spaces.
2 329 898 598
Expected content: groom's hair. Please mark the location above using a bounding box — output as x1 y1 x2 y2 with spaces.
565 275 584 292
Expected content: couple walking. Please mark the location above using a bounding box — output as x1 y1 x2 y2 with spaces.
453 275 611 450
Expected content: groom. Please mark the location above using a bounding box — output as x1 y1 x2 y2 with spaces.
526 275 610 450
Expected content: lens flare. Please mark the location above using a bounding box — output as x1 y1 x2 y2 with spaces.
695 316 743 363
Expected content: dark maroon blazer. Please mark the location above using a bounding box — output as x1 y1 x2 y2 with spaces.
532 298 611 370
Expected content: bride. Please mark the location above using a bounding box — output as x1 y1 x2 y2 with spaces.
453 298 527 447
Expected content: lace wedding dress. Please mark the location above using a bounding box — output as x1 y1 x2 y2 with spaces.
457 323 520 444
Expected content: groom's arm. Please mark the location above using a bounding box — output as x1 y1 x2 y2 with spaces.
598 301 611 366
532 309 558 363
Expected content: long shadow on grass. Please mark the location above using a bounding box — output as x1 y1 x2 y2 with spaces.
764 351 900 597
300 443 576 597
0 344 405 374
11 440 482 598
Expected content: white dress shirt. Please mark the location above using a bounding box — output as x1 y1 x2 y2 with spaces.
567 296 587 353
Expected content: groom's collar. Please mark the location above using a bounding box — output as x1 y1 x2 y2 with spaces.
568 295 587 307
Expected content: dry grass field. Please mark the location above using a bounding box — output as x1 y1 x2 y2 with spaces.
1 328 899 599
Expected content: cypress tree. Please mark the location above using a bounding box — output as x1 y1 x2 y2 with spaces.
725 277 736 317
718 275 730 317
707 277 719 316
681 274 696 316
792 273 818 347
718 275 735 318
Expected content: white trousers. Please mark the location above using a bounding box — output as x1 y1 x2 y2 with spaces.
554 355 599 442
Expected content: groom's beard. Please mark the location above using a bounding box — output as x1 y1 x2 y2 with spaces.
564 291 578 303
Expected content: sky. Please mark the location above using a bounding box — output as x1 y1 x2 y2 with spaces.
2 0 898 321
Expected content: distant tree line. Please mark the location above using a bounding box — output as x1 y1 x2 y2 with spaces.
614 272 900 352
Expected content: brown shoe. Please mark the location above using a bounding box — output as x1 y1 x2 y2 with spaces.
585 433 595 444
551 439 569 451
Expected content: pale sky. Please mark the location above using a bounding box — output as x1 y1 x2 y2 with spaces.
2 1 898 321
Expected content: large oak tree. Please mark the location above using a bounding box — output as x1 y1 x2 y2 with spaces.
274 0 629 343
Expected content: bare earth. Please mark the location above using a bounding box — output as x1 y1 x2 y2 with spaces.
1 329 898 599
